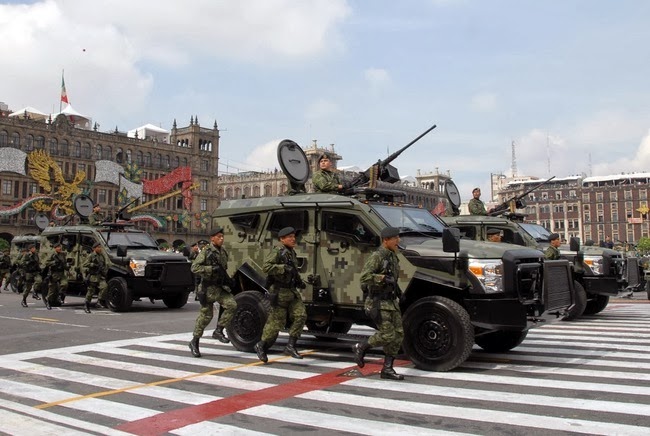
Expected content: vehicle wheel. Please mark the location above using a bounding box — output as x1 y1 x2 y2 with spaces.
305 320 353 340
475 330 528 352
106 277 132 312
162 292 190 309
226 291 273 352
563 281 587 321
583 294 609 315
402 296 474 372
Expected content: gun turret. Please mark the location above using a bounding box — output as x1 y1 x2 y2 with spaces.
489 176 556 217
346 124 437 192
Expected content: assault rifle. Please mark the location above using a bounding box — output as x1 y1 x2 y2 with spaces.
346 124 437 193
489 176 556 217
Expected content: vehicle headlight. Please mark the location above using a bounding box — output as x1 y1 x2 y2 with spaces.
583 255 603 275
469 260 504 293
129 259 147 276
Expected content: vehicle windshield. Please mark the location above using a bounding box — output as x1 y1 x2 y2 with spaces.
519 223 551 242
99 231 159 249
371 204 446 234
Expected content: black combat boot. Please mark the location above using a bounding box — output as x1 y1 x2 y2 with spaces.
353 340 371 368
21 297 27 308
98 299 107 308
380 356 404 380
32 291 41 300
84 301 92 314
284 336 303 359
45 299 51 310
189 336 201 358
212 326 230 343
254 340 268 363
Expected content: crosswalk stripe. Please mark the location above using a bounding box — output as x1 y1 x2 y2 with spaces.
171 421 274 435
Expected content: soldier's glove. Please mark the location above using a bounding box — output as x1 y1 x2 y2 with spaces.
211 265 222 276
297 279 307 290
383 275 396 286
284 264 295 276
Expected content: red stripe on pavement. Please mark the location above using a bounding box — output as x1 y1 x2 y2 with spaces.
115 360 408 435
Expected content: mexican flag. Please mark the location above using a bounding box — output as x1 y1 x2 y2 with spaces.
61 74 69 104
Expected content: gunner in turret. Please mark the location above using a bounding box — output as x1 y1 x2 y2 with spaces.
312 153 345 194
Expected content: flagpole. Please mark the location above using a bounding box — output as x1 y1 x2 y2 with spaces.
60 69 64 113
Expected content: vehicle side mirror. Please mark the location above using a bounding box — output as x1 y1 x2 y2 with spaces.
569 237 580 252
117 245 127 257
443 228 460 253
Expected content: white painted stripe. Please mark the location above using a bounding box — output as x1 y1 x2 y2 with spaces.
172 420 274 436
0 409 92 436
0 379 157 421
511 339 650 353
297 390 649 436
528 329 650 339
475 351 650 371
514 345 650 361
405 367 650 396
342 377 650 417
240 404 470 436
0 359 219 405
523 333 650 344
0 398 131 435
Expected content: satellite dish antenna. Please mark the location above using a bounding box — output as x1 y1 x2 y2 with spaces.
73 195 95 218
34 213 50 230
277 139 310 193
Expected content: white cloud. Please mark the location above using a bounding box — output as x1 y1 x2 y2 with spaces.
469 92 498 113
243 139 282 172
364 68 391 89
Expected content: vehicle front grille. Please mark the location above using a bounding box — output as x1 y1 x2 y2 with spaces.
515 263 542 301
543 260 573 311
626 257 640 287
145 262 193 286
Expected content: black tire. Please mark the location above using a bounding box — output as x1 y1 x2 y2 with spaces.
563 281 587 321
475 330 528 352
583 294 609 315
162 292 190 309
226 291 273 352
402 296 474 372
106 277 132 312
305 320 353 341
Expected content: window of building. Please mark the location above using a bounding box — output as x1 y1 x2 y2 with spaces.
609 191 618 201
201 180 208 191
98 189 107 203
554 205 564 213
596 203 603 210
103 145 112 160
569 190 576 198
29 182 38 195
567 204 577 212
596 192 603 201
555 191 562 200
264 185 272 196
626 201 633 210
597 211 604 222
156 154 162 168
145 153 152 167
554 220 565 230
640 189 647 201
165 155 170 168
183 157 188 167
582 193 590 202
116 148 124 163
584 211 590 222
611 211 618 221
173 156 179 168
96 144 102 160
60 140 69 156
25 134 34 151
541 192 548 200
624 190 633 200
0 130 7 147
126 149 132 163
136 151 143 165
72 141 80 157
49 138 58 155
35 136 45 149
2 181 11 195
201 160 209 172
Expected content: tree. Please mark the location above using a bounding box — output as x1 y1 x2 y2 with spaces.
0 238 9 252
635 237 650 256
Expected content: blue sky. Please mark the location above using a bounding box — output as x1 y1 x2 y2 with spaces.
2 0 650 201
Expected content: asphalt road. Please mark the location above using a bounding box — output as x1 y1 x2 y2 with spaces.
0 290 649 435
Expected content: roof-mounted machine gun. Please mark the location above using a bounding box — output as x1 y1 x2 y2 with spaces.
345 124 437 194
488 176 556 217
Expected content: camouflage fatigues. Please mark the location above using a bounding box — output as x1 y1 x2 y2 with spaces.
468 198 487 216
544 245 561 260
312 170 342 194
191 243 237 337
0 252 10 290
82 251 108 303
21 251 42 299
88 212 105 226
260 245 307 341
360 246 404 356
45 251 69 304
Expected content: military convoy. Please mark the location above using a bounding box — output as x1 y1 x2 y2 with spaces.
9 196 194 311
218 136 575 371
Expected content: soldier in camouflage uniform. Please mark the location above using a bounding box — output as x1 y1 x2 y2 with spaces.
82 242 108 313
0 249 10 292
544 233 561 260
188 227 238 358
88 203 105 226
353 226 405 380
254 226 307 363
43 243 69 309
312 153 345 194
20 244 42 307
468 187 487 216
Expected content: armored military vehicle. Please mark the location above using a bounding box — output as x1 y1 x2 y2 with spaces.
9 195 194 311
217 134 574 371
443 215 625 318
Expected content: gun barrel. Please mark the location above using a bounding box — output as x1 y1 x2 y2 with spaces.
381 124 437 167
